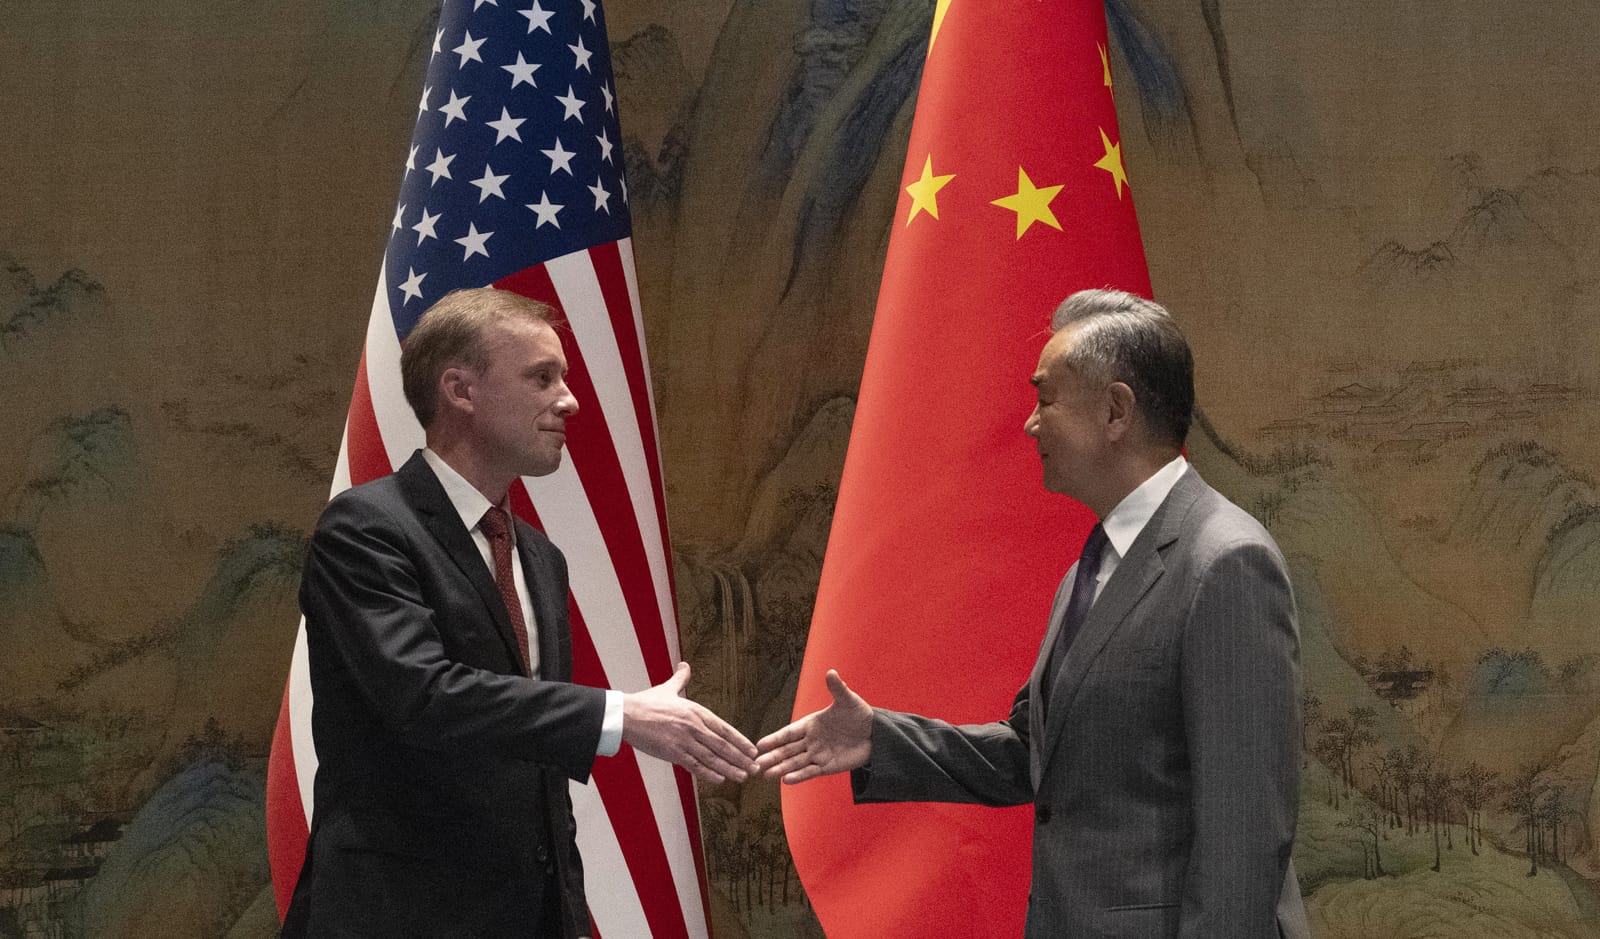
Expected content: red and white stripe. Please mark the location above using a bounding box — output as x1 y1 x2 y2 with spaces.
267 240 711 939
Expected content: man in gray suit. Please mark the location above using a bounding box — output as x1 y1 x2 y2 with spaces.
757 290 1310 938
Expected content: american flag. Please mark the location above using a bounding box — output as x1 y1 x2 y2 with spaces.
264 1 711 936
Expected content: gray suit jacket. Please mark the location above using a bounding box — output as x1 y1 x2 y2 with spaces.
854 468 1311 939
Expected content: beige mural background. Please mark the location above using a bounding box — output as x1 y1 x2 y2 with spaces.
3 0 1599 936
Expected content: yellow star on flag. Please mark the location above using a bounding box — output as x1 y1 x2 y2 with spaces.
1099 42 1112 89
905 155 955 225
930 0 953 51
1094 128 1129 199
991 167 1064 239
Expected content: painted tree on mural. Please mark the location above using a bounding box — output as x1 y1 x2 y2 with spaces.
1338 804 1387 879
1456 761 1498 856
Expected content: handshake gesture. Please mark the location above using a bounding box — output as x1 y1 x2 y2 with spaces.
624 666 874 785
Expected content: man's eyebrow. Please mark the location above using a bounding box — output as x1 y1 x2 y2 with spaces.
1030 374 1045 387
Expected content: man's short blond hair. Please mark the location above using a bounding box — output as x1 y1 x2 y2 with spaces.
400 287 556 427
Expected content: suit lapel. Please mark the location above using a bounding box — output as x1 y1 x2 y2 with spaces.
1037 468 1206 773
1028 572 1073 727
396 452 531 677
1027 569 1075 788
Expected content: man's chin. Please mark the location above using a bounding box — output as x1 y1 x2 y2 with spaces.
519 452 564 479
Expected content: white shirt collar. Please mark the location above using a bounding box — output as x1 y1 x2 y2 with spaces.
1099 454 1188 559
421 448 502 535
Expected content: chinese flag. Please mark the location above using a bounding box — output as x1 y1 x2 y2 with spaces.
782 1 1152 936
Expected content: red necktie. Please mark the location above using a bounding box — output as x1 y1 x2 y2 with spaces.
478 507 532 675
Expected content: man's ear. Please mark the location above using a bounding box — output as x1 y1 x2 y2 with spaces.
1104 381 1136 440
438 366 475 417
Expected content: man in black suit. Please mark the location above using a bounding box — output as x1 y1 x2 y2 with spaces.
282 287 757 938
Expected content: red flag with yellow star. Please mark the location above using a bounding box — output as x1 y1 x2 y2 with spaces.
782 1 1150 935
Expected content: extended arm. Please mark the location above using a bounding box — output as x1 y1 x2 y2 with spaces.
305 494 755 783
757 671 1033 807
302 494 607 779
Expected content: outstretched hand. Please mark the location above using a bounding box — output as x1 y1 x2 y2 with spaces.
623 662 758 784
755 670 873 784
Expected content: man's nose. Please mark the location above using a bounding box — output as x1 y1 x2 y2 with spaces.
556 383 579 416
1023 407 1039 437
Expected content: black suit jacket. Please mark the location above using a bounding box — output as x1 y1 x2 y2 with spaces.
282 451 608 938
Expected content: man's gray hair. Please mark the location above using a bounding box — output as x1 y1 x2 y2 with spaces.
1050 288 1194 447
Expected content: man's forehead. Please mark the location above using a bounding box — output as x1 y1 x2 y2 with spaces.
489 316 558 346
483 317 566 365
1035 329 1077 380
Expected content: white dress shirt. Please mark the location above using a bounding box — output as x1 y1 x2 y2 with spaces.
1089 454 1189 604
423 449 624 756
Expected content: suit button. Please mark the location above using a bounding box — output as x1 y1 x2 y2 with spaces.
537 845 550 864
1035 803 1051 825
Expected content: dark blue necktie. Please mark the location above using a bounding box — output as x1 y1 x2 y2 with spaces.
1041 523 1108 720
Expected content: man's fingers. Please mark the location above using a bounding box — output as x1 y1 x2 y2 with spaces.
757 720 806 754
782 764 828 785
762 751 815 780
824 669 852 706
755 737 809 772
678 751 729 786
622 688 761 779
677 744 740 785
696 707 758 758
694 748 752 783
755 737 807 767
674 730 752 783
691 722 758 773
663 661 691 696
660 705 757 776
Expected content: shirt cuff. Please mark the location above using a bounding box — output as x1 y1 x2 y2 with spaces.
597 689 625 757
